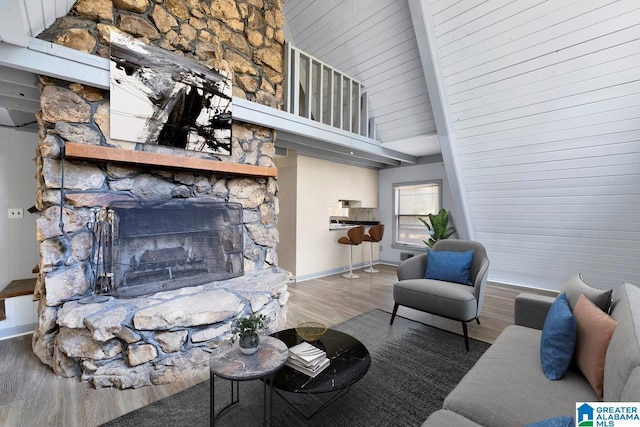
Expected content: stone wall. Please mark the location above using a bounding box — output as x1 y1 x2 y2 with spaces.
31 0 288 388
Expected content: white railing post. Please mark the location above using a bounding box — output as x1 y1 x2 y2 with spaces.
304 54 312 119
317 61 322 124
334 71 344 129
327 66 334 126
361 92 369 137
354 82 361 135
292 47 301 117
285 43 371 139
284 42 291 113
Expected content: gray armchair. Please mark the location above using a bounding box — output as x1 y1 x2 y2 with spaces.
390 239 490 351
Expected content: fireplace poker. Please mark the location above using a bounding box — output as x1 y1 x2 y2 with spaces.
79 208 110 304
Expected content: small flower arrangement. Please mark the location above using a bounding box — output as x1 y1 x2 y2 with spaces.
231 313 267 343
232 313 267 355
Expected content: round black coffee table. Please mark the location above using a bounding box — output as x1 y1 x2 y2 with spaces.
270 328 371 418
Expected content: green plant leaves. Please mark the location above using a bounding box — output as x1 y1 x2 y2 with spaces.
419 208 456 248
231 313 266 342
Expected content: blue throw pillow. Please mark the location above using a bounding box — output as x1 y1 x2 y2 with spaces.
524 416 575 427
423 249 474 286
540 293 576 380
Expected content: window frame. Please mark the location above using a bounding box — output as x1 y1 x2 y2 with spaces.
392 180 442 249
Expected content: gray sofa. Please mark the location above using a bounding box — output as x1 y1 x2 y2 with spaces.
423 282 640 426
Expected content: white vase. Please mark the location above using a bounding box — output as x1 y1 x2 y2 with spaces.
239 333 260 355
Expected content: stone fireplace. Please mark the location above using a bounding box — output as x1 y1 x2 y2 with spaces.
31 0 288 389
101 201 245 298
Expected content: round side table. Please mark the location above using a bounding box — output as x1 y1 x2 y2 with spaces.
209 336 288 426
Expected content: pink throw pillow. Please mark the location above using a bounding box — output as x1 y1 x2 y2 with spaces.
573 293 617 400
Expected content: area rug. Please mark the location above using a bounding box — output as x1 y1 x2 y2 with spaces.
102 309 490 427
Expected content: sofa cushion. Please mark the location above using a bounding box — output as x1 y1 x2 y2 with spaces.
422 409 481 427
621 367 640 401
573 293 617 400
444 325 597 427
604 283 640 401
524 416 575 427
563 274 612 313
424 249 474 286
393 279 477 321
540 293 576 380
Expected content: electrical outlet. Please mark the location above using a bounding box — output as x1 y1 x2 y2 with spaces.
8 208 23 219
379 245 383 252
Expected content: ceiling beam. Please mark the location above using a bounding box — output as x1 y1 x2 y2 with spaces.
0 64 38 86
276 138 391 170
0 94 38 112
277 130 401 167
408 0 472 240
0 79 40 102
0 38 110 90
6 109 37 127
233 97 418 167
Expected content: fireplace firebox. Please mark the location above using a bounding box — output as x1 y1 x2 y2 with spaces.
90 201 244 298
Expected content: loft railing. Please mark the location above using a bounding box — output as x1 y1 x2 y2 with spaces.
284 43 374 138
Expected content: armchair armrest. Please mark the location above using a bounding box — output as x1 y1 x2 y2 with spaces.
514 293 556 330
397 253 427 281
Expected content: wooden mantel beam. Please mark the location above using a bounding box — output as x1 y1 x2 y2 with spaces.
64 143 278 178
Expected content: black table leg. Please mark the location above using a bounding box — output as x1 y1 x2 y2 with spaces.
210 373 215 427
211 374 240 426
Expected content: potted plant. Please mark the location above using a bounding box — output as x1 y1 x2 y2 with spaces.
231 313 267 355
419 208 456 248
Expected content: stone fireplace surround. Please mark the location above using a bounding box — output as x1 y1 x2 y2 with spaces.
31 0 288 389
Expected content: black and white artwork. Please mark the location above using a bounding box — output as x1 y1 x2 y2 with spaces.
109 32 232 155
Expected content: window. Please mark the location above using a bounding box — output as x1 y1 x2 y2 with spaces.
394 181 441 247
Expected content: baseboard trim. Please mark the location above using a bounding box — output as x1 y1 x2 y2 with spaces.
0 323 35 341
295 261 375 282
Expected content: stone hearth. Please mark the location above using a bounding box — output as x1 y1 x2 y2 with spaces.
56 269 287 388
31 0 287 389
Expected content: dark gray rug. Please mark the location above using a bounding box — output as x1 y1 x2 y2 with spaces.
102 309 489 427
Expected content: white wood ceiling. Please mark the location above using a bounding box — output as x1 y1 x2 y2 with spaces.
0 0 75 46
0 0 75 128
283 0 440 156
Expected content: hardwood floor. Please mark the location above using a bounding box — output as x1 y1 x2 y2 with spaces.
0 264 556 427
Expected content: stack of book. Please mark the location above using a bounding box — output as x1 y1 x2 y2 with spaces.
286 341 330 377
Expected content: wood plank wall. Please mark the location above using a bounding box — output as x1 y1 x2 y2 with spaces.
428 0 640 290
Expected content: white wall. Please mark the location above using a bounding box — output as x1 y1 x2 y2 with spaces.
0 127 39 338
275 151 297 275
276 152 379 280
425 0 640 291
378 157 453 264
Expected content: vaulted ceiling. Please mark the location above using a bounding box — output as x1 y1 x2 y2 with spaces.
0 0 441 157
283 0 440 157
2 1 639 291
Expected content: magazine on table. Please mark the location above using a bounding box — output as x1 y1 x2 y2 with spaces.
286 356 330 377
286 341 330 377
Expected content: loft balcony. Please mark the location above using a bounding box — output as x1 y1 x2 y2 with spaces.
284 43 372 139
233 43 417 169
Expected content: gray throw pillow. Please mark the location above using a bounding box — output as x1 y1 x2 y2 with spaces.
562 274 612 313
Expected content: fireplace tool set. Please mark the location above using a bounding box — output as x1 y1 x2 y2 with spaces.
79 207 113 304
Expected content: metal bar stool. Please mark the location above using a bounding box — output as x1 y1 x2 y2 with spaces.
362 224 384 273
337 225 365 279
